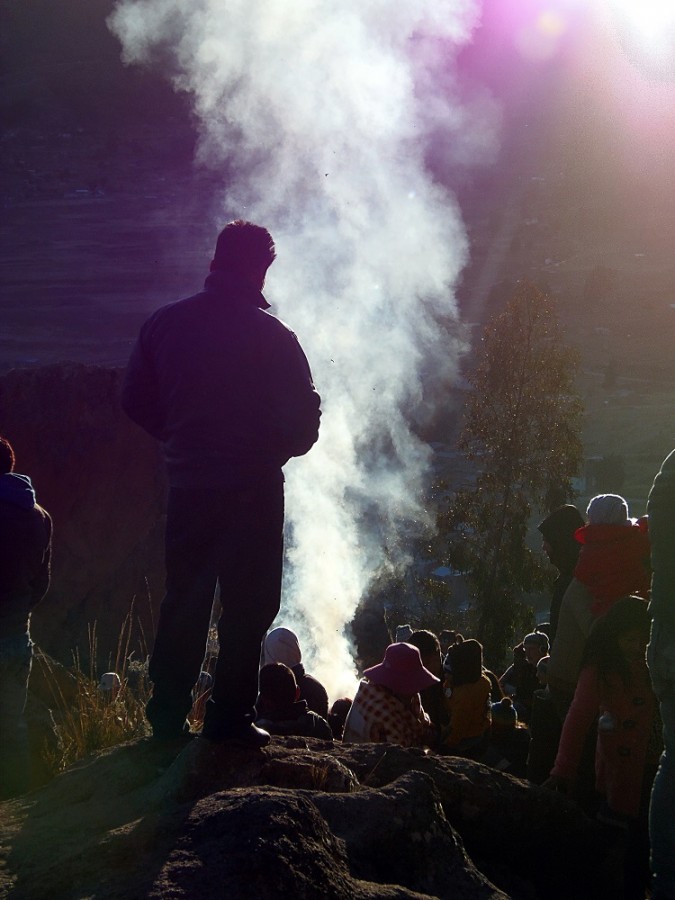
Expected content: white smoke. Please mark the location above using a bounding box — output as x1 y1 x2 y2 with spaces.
109 0 486 699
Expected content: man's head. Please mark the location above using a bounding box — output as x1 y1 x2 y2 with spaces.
211 220 276 290
0 436 15 474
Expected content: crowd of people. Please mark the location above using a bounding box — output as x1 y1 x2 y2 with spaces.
2 221 673 898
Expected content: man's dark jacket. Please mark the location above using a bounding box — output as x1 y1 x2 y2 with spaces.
0 473 52 635
121 270 321 487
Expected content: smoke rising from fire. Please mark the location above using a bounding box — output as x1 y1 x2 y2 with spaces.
109 0 487 698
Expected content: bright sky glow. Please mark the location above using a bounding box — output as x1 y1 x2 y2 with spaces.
608 0 675 50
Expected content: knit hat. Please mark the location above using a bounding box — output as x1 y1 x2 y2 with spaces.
523 631 550 653
364 642 440 695
395 624 414 643
491 697 518 730
586 494 629 526
263 627 302 667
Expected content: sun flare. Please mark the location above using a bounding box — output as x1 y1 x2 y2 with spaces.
609 0 675 47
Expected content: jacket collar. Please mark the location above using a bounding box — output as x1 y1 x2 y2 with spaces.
203 269 270 310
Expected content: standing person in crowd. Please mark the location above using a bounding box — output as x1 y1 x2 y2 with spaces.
122 221 321 746
530 494 650 785
262 626 329 719
545 596 659 898
547 493 650 715
440 638 492 757
342 642 438 747
0 436 52 798
538 504 585 641
499 630 549 724
645 449 675 900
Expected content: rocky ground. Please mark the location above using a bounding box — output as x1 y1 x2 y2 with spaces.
0 735 620 900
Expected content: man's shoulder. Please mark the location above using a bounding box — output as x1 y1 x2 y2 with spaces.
141 292 206 328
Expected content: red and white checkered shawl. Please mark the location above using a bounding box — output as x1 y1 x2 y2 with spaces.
342 678 432 747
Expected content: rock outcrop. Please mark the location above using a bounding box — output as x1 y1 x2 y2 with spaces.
0 737 617 899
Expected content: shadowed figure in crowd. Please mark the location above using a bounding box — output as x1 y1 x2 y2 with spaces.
0 436 52 797
407 629 448 746
538 504 584 642
122 221 321 746
262 626 329 719
499 630 549 725
254 663 333 740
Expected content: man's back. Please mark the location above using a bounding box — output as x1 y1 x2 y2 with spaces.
122 269 320 488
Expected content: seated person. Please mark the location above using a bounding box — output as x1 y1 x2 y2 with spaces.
407 629 448 745
263 626 329 719
342 642 438 747
327 697 352 740
255 663 333 740
499 631 549 724
441 638 492 757
486 697 531 777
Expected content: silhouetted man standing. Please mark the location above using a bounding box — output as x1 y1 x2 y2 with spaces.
123 221 321 745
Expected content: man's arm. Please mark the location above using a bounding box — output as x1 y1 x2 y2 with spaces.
267 330 321 459
121 330 167 442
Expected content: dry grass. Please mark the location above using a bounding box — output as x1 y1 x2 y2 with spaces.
41 608 151 775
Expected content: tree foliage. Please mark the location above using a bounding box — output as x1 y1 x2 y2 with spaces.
440 281 583 667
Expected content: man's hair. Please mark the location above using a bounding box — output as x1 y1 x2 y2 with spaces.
212 220 276 275
258 663 298 707
0 436 15 474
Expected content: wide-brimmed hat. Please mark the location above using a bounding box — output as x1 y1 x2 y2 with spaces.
364 642 440 695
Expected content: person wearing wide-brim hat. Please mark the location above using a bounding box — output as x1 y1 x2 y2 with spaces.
342 642 439 747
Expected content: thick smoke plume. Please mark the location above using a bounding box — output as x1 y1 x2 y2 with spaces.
109 0 483 698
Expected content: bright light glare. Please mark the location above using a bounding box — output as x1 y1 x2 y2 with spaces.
609 0 675 44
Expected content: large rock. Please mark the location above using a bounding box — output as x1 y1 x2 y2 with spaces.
0 363 166 667
0 737 618 899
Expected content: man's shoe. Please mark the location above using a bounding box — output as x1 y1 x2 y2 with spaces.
201 721 271 747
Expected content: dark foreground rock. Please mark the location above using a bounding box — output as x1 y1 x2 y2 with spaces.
0 738 617 899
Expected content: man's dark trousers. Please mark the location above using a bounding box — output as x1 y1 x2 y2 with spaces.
146 476 284 739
